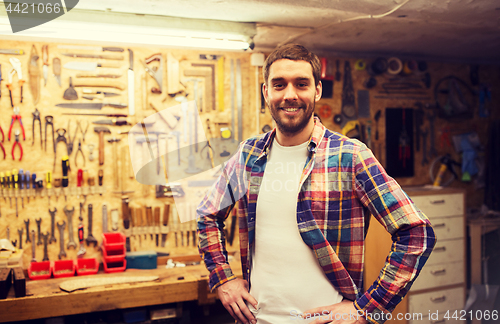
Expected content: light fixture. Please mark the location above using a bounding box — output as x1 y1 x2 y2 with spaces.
0 6 256 50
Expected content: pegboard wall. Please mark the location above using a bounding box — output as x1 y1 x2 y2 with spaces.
1 38 499 270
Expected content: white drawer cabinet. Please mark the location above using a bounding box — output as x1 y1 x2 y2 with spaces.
365 188 466 324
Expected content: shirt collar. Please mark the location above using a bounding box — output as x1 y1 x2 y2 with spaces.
258 117 325 159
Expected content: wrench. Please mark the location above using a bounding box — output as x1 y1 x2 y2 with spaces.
57 221 66 259
86 204 98 247
421 128 429 166
64 206 77 250
49 208 57 244
24 219 31 243
17 228 23 249
102 204 108 233
36 218 42 245
31 230 36 262
41 232 49 261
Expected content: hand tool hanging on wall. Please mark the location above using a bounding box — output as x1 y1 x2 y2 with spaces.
86 204 98 247
28 45 40 105
341 61 357 122
17 228 23 250
46 172 53 205
53 58 61 87
62 53 123 60
63 112 127 118
56 102 128 109
6 171 12 207
48 207 57 243
7 58 23 107
93 119 130 126
107 137 121 189
67 120 77 159
128 49 135 116
32 109 42 147
45 116 55 152
77 202 86 258
190 63 216 110
58 45 124 52
0 64 3 98
25 170 30 203
63 77 78 100
62 156 69 201
82 89 120 98
11 130 23 161
64 205 77 250
19 169 25 208
75 140 85 167
9 107 25 142
12 169 19 217
42 45 48 86
94 127 111 166
72 81 125 90
142 53 163 94
53 129 68 171
0 131 5 160
161 203 170 247
24 219 30 243
41 232 49 261
76 73 122 79
64 61 120 71
0 173 6 203
57 221 66 259
0 49 24 55
36 218 42 246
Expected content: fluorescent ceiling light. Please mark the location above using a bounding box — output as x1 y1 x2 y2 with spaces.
0 7 256 50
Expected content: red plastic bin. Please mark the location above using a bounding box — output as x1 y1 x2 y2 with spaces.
53 259 76 278
75 258 99 276
103 259 127 273
28 261 52 280
102 232 126 251
102 245 126 263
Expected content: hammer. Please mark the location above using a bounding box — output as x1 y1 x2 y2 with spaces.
107 137 121 189
94 127 111 166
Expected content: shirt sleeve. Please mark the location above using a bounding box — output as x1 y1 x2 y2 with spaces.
197 144 244 292
351 143 437 324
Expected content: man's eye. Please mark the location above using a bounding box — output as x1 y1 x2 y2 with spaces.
298 83 308 87
274 84 284 88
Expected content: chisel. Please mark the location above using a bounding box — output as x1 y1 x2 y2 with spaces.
154 207 161 247
58 45 124 52
161 203 170 247
12 169 19 217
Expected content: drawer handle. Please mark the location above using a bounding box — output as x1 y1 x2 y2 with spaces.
430 295 447 303
434 223 446 228
431 320 445 324
430 199 446 204
434 246 446 252
431 269 446 275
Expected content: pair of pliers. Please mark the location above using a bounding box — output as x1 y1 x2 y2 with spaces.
8 107 25 142
12 130 23 161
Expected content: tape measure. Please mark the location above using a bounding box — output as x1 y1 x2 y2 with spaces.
220 127 232 140
354 59 367 71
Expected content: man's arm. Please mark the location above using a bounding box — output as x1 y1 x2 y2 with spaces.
352 143 436 323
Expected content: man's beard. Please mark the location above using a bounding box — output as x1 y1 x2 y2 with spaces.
269 101 315 136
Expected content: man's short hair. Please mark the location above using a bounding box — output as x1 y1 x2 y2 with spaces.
263 44 321 87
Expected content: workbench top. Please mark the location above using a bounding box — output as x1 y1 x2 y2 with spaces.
0 262 237 323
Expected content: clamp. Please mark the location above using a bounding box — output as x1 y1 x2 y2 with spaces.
7 58 24 107
32 108 42 147
12 130 23 161
8 107 25 142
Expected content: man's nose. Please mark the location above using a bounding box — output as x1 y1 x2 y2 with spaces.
283 84 298 101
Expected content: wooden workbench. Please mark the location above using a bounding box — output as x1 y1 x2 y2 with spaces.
0 260 240 323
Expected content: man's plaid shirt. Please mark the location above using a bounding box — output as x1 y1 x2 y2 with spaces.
197 118 436 323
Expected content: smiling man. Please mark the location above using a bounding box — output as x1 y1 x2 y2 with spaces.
197 44 436 324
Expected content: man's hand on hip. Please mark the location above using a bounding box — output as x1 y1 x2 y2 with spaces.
217 278 258 324
303 300 368 324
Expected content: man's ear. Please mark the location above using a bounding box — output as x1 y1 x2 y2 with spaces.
315 81 322 102
262 82 268 103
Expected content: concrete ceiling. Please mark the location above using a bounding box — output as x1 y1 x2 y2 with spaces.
64 0 500 64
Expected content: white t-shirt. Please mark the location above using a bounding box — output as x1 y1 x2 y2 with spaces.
249 139 342 323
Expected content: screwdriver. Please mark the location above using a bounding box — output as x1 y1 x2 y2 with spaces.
19 169 25 208
31 173 37 200
0 172 6 203
6 171 12 207
12 169 19 217
46 171 52 204
77 169 83 198
62 156 69 201
25 171 30 203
